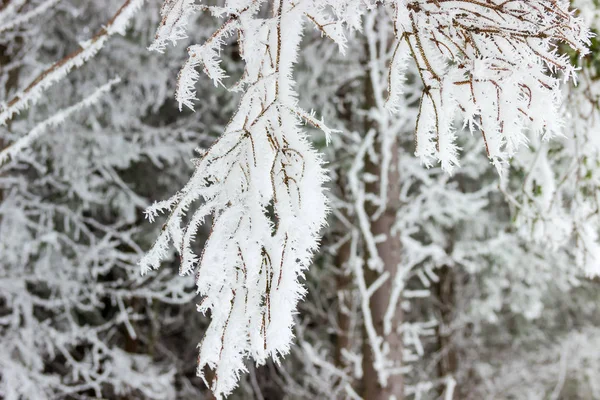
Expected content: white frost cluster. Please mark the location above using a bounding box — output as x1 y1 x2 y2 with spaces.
142 1 341 397
386 0 590 175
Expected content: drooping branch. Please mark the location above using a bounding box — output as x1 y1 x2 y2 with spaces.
387 0 590 174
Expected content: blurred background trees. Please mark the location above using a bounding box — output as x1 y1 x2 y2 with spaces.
1 1 599 399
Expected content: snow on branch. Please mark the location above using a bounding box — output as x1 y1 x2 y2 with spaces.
0 0 28 24
141 1 345 397
0 0 144 126
148 0 208 52
0 77 121 167
0 0 61 33
387 0 591 175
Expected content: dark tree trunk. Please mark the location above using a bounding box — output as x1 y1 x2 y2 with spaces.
435 265 458 399
361 141 404 400
335 237 353 368
360 38 404 399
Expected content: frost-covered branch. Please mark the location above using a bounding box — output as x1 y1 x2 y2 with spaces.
0 0 144 126
0 0 61 33
0 77 120 166
141 1 343 397
387 0 590 174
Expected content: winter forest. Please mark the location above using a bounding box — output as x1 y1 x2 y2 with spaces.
1 0 600 399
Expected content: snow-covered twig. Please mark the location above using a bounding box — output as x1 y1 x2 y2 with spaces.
0 77 120 166
0 0 143 126
0 0 62 33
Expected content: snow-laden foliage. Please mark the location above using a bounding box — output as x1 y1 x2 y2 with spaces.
503 58 600 277
142 0 593 397
141 2 335 397
386 0 590 174
482 0 600 279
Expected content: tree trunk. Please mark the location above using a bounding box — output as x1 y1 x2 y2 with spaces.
335 237 353 368
361 141 404 400
360 42 404 399
435 265 458 399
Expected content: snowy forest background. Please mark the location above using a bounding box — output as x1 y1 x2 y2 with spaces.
1 0 600 399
